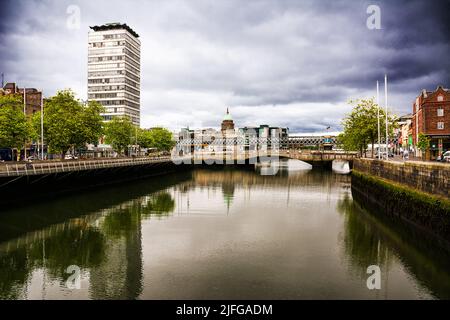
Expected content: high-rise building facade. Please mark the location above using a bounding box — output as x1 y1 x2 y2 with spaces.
88 23 141 126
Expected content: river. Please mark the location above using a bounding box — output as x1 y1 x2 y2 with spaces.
0 159 449 299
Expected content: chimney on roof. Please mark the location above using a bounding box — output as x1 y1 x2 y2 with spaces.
422 89 427 98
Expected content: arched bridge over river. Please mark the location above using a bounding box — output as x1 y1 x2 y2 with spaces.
175 136 358 167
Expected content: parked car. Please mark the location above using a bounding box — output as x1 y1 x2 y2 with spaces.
441 151 450 162
64 154 79 160
375 151 394 158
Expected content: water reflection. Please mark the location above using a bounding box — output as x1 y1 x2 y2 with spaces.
0 163 449 299
0 173 188 299
0 222 106 299
338 193 450 299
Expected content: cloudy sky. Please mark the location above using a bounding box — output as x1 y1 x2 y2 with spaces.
0 0 449 133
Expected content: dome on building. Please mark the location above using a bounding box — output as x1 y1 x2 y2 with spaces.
223 108 233 121
221 108 235 132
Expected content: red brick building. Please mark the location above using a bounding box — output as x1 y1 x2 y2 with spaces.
412 86 450 159
1 82 43 117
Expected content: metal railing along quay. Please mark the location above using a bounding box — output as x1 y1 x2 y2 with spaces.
0 157 173 177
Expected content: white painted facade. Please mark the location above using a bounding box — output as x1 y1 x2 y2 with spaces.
88 23 141 126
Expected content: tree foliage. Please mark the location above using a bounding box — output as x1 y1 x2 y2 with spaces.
417 133 430 152
146 127 175 151
104 116 134 154
0 95 30 149
339 98 397 157
29 111 42 143
136 128 154 149
104 122 175 154
1 89 175 158
77 100 104 147
44 90 104 156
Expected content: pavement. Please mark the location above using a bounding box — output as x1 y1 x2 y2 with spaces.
364 154 449 164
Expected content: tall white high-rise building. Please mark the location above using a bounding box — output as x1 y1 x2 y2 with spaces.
88 23 141 126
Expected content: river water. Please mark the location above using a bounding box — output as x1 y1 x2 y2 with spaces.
0 160 449 299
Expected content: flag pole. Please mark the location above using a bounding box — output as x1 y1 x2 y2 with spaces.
384 75 388 161
41 90 44 160
23 88 27 160
377 81 380 159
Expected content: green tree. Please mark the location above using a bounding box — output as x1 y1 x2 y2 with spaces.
28 111 45 158
104 116 134 154
136 128 154 148
417 133 431 159
75 101 104 148
44 90 104 158
29 111 42 143
0 95 30 150
147 127 175 152
340 98 397 158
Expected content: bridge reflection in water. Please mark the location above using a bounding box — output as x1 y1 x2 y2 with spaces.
0 162 449 299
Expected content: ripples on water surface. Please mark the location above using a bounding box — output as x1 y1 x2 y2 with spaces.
0 160 449 299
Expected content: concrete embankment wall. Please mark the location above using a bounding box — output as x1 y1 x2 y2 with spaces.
0 159 256 207
351 159 450 244
0 161 191 207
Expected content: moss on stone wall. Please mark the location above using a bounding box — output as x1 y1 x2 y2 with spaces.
353 158 450 198
351 170 450 243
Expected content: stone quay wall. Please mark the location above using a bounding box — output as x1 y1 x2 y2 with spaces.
352 159 450 244
353 159 450 199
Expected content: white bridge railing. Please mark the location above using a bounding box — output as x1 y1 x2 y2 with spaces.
0 157 172 177
176 136 337 147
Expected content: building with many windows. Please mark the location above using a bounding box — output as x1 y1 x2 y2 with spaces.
238 125 289 150
88 23 141 126
176 109 290 155
1 82 43 116
412 86 450 159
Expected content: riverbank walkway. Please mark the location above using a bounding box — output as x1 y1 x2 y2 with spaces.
0 156 172 177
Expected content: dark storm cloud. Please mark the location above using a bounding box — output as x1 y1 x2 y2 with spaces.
373 0 450 84
0 0 17 36
377 0 450 48
0 0 449 133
